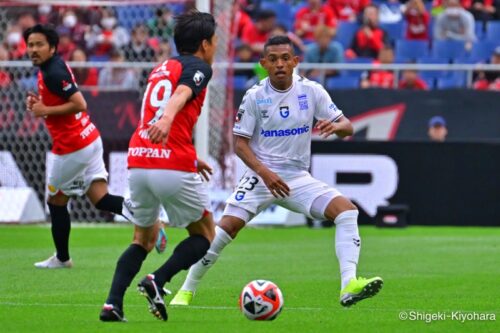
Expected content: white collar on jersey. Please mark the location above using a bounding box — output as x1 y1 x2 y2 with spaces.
267 75 296 93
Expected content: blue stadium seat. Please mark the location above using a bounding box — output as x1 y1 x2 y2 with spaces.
469 41 498 61
395 40 429 61
432 40 468 60
89 55 110 62
335 21 359 48
261 2 292 31
341 57 372 77
485 21 500 41
380 21 405 42
417 56 449 79
452 56 481 64
423 77 435 89
475 21 485 40
326 76 360 89
233 76 248 90
436 77 465 89
116 5 154 30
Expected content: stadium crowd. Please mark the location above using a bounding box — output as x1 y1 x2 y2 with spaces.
1 0 499 90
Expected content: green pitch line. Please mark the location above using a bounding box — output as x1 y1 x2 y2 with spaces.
0 225 498 333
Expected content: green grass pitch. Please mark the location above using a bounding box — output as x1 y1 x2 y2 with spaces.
0 224 498 333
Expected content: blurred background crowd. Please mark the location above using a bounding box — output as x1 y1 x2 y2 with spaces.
0 0 499 91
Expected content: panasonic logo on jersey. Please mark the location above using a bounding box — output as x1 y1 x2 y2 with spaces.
260 125 310 137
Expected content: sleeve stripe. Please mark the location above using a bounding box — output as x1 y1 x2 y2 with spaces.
331 112 344 123
233 131 252 138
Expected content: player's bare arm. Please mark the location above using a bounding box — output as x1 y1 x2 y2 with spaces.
148 84 192 144
315 116 353 139
234 135 290 198
28 91 87 117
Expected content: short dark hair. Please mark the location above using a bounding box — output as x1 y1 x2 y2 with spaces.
174 10 216 54
255 9 277 21
23 24 59 51
263 35 294 55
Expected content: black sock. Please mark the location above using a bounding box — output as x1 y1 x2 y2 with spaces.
153 235 210 288
48 203 71 262
106 244 148 309
95 193 124 215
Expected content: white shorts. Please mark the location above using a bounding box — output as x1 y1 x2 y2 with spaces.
47 138 108 197
127 168 211 228
224 169 342 222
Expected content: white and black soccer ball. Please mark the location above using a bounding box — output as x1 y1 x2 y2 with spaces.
239 280 284 320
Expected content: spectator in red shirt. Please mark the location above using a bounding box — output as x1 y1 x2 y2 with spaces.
241 9 276 55
348 5 390 59
399 69 428 89
4 24 27 60
56 27 77 61
231 0 253 39
85 7 130 57
328 0 371 22
473 46 500 90
0 46 12 88
361 46 395 88
59 9 88 49
294 0 338 42
404 0 431 40
70 48 98 87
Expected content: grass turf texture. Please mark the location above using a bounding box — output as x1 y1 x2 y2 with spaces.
0 225 498 333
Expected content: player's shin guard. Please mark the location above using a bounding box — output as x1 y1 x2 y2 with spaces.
48 203 71 262
180 226 233 292
106 244 148 309
334 210 361 290
152 234 210 288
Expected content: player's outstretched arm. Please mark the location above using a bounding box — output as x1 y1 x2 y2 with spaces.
148 85 192 145
28 91 87 117
315 116 353 139
234 135 290 198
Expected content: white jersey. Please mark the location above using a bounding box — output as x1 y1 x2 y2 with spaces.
233 74 343 174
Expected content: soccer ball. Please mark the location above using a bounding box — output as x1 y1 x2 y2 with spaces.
239 280 284 320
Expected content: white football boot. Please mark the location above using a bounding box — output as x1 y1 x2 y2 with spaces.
34 254 73 269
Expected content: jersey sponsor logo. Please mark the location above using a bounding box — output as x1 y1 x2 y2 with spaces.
298 94 308 111
62 80 72 91
260 125 310 138
193 70 205 86
329 103 339 111
236 108 245 123
80 123 96 139
128 147 172 159
256 97 272 106
279 106 290 118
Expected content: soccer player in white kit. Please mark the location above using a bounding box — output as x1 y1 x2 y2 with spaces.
171 35 383 307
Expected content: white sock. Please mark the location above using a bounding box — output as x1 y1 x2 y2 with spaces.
179 225 233 292
334 210 360 290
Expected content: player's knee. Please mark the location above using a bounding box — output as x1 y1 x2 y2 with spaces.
132 240 154 253
47 193 69 206
219 217 244 239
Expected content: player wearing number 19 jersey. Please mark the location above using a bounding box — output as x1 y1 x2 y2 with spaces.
100 11 217 322
172 35 383 308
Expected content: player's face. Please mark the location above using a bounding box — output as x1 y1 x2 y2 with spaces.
260 44 298 90
27 33 55 66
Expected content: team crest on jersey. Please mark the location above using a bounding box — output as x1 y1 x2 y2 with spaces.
298 94 308 111
62 80 72 91
193 70 205 86
279 106 290 118
236 108 245 123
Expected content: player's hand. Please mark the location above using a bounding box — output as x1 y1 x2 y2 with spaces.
30 96 48 117
26 91 39 112
258 168 290 198
148 116 172 145
197 159 213 182
315 119 339 138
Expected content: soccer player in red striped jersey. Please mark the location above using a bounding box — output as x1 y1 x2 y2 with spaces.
100 11 217 322
24 24 165 269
